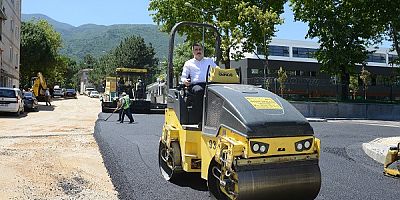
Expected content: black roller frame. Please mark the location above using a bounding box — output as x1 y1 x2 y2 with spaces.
167 22 221 89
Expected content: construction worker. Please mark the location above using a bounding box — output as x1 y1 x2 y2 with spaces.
45 89 52 106
120 92 134 124
116 95 124 122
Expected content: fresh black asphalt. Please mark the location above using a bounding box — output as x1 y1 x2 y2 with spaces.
94 112 209 200
94 112 400 200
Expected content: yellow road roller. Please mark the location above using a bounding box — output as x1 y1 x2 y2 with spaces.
384 142 400 178
159 22 321 200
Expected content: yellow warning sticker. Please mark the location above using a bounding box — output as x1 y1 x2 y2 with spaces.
245 97 282 110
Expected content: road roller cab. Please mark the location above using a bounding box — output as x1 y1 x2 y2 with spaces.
159 22 321 200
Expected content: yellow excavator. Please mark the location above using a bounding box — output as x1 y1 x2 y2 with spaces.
31 72 48 102
158 22 321 200
384 142 400 177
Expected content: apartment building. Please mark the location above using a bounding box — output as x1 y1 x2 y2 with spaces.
231 38 400 100
0 0 21 88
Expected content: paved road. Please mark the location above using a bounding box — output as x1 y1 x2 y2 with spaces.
94 113 400 200
313 120 400 199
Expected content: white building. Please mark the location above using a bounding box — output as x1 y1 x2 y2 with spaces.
79 68 93 94
230 38 399 99
0 0 21 88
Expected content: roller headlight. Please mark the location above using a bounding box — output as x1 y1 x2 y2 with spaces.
250 141 269 154
296 143 303 151
295 138 313 152
304 141 311 149
252 143 260 152
259 145 267 153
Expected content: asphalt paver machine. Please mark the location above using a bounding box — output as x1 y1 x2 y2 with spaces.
101 67 151 113
158 22 322 200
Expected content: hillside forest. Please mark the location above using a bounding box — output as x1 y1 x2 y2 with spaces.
20 16 168 90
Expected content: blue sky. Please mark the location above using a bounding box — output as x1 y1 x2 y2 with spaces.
22 0 311 41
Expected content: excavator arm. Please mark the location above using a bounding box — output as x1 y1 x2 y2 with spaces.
31 72 48 101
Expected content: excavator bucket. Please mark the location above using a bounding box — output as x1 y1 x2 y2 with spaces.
235 159 321 200
384 142 400 178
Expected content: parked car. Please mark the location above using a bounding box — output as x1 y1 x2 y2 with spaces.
0 87 24 116
23 91 39 111
65 89 77 98
89 91 100 98
84 88 95 96
53 88 65 97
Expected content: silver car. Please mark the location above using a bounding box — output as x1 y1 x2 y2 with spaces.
89 91 100 98
0 87 24 116
53 88 64 97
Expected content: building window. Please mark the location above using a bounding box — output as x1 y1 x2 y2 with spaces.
292 47 318 58
15 52 18 69
10 19 14 33
367 53 386 63
256 45 290 57
375 75 391 86
287 70 295 76
388 54 399 64
248 68 263 77
251 68 259 74
9 46 13 63
15 26 18 39
295 70 304 76
268 45 289 57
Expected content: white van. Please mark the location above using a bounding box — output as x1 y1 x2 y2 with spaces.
0 87 24 116
84 87 95 96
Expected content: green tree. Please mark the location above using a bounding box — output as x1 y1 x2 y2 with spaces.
349 75 359 100
48 55 69 87
365 0 400 61
83 54 98 69
277 67 288 97
149 0 285 71
290 0 373 100
87 35 159 87
88 53 115 90
20 20 62 88
62 57 79 89
360 66 371 100
172 42 192 85
236 1 284 89
113 35 158 82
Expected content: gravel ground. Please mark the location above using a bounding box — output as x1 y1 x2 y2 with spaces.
0 95 117 199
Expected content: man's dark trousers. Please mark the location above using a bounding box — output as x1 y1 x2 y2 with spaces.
190 83 206 123
118 108 123 121
121 107 134 123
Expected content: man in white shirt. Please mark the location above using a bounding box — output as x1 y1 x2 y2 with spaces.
181 43 217 123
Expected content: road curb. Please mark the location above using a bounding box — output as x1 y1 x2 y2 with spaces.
362 141 387 164
362 137 400 164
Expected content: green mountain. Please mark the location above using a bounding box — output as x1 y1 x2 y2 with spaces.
22 14 178 61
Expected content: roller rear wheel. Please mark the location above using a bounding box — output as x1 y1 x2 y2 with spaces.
158 141 182 181
207 160 230 200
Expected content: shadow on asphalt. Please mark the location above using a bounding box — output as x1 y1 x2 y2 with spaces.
37 105 55 111
171 172 208 191
101 109 165 115
0 111 28 118
134 109 165 114
50 97 79 101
